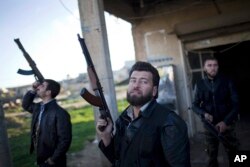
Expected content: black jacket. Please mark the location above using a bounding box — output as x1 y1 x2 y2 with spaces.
192 74 239 125
22 91 72 165
99 100 190 167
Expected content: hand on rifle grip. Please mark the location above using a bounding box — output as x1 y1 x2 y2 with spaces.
96 116 113 146
98 125 106 132
32 81 41 92
204 113 213 123
96 116 113 133
98 115 108 132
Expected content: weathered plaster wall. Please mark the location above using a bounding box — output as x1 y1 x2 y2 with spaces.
130 0 250 135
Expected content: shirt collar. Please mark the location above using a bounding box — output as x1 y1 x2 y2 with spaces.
140 101 151 112
127 100 152 120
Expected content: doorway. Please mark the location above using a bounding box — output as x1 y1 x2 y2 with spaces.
187 40 250 118
213 41 250 118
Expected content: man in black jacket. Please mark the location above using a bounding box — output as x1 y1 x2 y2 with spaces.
96 61 190 167
193 57 240 167
22 79 72 167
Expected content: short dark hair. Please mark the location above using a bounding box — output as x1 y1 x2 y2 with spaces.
203 57 218 66
44 79 61 98
129 61 160 98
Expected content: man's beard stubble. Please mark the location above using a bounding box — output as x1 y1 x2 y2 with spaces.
205 70 217 79
126 91 153 107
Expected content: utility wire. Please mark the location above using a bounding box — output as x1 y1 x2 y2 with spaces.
219 33 250 53
187 32 250 54
58 0 80 21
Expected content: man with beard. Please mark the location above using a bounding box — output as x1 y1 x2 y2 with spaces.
96 61 190 167
192 57 240 167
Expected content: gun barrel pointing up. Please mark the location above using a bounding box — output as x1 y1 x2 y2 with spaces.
77 33 114 130
14 38 45 83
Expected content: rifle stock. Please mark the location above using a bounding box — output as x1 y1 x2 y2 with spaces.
77 34 113 131
14 38 44 83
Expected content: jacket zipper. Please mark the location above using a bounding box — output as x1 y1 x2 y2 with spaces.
211 80 217 113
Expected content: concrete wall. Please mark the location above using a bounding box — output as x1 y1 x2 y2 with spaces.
130 0 250 136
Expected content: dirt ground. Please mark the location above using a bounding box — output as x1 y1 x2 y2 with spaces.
67 139 111 167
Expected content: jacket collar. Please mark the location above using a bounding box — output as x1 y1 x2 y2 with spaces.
41 99 56 110
140 100 157 118
204 74 222 92
123 100 157 119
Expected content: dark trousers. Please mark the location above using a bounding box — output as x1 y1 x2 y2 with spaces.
38 157 67 167
39 162 66 167
39 163 55 167
204 126 239 167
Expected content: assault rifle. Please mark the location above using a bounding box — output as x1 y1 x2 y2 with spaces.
14 38 44 83
200 115 232 149
77 34 113 131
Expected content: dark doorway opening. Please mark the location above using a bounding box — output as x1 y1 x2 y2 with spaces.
188 40 250 162
188 40 250 118
211 40 250 118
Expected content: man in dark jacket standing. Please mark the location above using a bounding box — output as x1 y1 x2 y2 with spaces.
22 79 72 167
96 61 190 167
193 57 240 167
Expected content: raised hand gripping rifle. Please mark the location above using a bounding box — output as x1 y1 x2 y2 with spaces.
77 34 113 131
14 38 44 83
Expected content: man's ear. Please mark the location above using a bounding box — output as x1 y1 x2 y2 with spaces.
203 67 207 73
46 90 51 97
152 86 157 97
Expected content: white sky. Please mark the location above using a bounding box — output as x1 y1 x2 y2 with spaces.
0 0 135 88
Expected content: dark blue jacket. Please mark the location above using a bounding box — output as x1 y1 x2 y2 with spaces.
22 91 72 166
99 100 190 167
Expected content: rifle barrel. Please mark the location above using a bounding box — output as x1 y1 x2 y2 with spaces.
14 38 44 83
